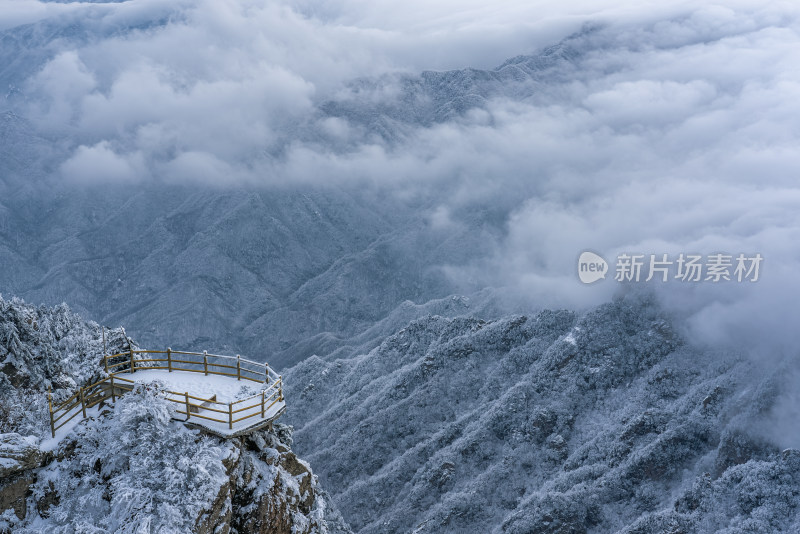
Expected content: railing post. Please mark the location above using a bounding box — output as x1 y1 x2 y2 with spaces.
279 376 283 401
185 392 190 421
228 403 233 430
167 348 172 372
48 387 55 438
129 349 135 373
203 351 208 376
110 375 116 402
265 363 269 384
261 390 265 418
102 326 108 372
80 387 87 418
237 354 241 381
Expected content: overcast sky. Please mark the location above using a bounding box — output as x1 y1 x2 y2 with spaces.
4 0 800 363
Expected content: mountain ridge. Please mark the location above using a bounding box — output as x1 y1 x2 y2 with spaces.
284 295 800 533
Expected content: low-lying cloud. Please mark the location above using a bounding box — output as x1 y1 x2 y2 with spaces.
5 0 800 363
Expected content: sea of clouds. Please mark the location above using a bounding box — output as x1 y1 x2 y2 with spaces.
3 0 800 361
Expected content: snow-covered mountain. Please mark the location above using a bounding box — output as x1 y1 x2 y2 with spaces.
3 291 799 533
2 1 800 533
3 2 797 371
0 177 472 367
284 294 800 533
0 295 351 533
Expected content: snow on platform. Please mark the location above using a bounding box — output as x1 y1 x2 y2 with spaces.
117 368 286 438
120 369 263 402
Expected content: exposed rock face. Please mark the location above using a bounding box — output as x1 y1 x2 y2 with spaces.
0 473 34 521
0 434 43 479
0 434 45 522
195 425 352 534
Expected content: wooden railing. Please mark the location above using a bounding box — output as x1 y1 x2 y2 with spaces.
47 349 284 438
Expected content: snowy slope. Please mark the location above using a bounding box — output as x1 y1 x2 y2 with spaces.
317 38 582 138
0 180 486 365
0 294 134 436
4 391 350 534
0 295 352 533
284 295 800 533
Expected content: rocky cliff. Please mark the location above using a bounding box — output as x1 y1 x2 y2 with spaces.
0 295 351 533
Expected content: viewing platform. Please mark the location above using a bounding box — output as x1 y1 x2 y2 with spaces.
47 349 285 439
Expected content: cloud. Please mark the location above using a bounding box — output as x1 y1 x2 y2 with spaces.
427 11 800 359
8 0 800 363
24 51 97 127
59 141 146 183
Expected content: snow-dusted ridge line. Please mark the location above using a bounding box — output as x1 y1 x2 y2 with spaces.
48 349 286 439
